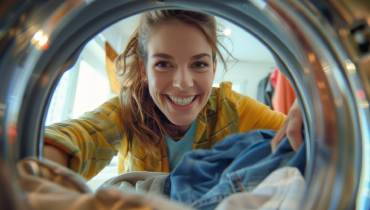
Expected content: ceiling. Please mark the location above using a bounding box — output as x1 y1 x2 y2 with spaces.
102 14 275 63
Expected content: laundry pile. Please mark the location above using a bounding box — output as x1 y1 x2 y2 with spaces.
18 130 307 210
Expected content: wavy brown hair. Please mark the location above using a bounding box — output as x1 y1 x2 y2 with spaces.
115 10 233 153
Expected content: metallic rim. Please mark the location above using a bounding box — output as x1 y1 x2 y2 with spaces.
0 0 369 209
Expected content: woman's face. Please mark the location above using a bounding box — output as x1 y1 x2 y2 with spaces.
140 22 216 132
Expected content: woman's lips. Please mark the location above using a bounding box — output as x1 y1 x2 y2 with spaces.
165 94 199 111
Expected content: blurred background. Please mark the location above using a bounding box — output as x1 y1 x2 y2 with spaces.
45 14 289 190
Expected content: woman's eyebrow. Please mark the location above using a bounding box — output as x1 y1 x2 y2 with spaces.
152 53 174 60
190 53 210 60
151 53 210 60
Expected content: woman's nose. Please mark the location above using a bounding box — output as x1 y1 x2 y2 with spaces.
173 67 194 90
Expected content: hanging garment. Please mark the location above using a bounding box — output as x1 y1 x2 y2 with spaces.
270 68 278 88
214 167 305 210
257 75 275 109
272 70 296 115
164 130 306 210
16 158 191 210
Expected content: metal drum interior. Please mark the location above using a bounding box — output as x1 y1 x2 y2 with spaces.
0 0 369 209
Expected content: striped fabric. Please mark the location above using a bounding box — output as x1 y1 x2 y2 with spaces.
44 82 286 180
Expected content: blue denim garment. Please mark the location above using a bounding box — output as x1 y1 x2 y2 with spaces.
162 129 306 210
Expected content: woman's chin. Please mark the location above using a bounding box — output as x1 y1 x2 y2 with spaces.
166 115 197 126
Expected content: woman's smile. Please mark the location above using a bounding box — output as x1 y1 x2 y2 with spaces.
164 94 199 111
167 95 196 106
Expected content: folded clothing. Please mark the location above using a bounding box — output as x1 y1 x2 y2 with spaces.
164 129 306 210
214 167 306 210
98 171 169 195
17 157 191 210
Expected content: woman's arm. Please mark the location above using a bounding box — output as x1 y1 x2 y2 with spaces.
234 94 287 133
43 97 124 180
238 96 304 152
226 84 304 152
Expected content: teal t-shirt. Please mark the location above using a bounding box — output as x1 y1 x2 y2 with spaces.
165 120 197 172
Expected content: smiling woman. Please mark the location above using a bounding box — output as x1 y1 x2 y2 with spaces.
117 10 231 147
43 9 291 179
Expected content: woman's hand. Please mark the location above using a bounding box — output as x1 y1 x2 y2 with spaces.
271 99 304 152
43 144 69 167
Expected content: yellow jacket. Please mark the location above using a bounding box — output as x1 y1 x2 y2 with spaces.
44 82 286 180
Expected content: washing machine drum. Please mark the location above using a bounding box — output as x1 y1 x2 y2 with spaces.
0 0 369 209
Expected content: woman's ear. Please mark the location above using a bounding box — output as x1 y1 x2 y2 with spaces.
213 59 217 81
139 60 148 82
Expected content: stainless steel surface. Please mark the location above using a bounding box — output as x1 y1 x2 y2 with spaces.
263 1 367 209
0 0 369 209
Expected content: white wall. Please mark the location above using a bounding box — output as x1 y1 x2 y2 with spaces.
214 60 276 99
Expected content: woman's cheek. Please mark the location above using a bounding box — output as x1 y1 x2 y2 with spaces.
150 71 172 92
147 70 174 101
195 71 214 92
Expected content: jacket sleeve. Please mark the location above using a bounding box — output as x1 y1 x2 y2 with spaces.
225 83 287 133
44 96 124 180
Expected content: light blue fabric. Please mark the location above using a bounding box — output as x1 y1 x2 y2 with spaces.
162 129 307 210
165 120 197 172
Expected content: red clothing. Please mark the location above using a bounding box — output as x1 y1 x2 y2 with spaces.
272 70 296 115
269 68 278 88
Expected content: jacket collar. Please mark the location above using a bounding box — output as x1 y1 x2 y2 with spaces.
199 88 218 120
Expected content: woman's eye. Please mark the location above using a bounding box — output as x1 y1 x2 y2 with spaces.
193 62 208 68
156 62 171 68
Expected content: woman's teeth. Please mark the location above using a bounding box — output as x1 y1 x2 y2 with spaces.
169 96 195 106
